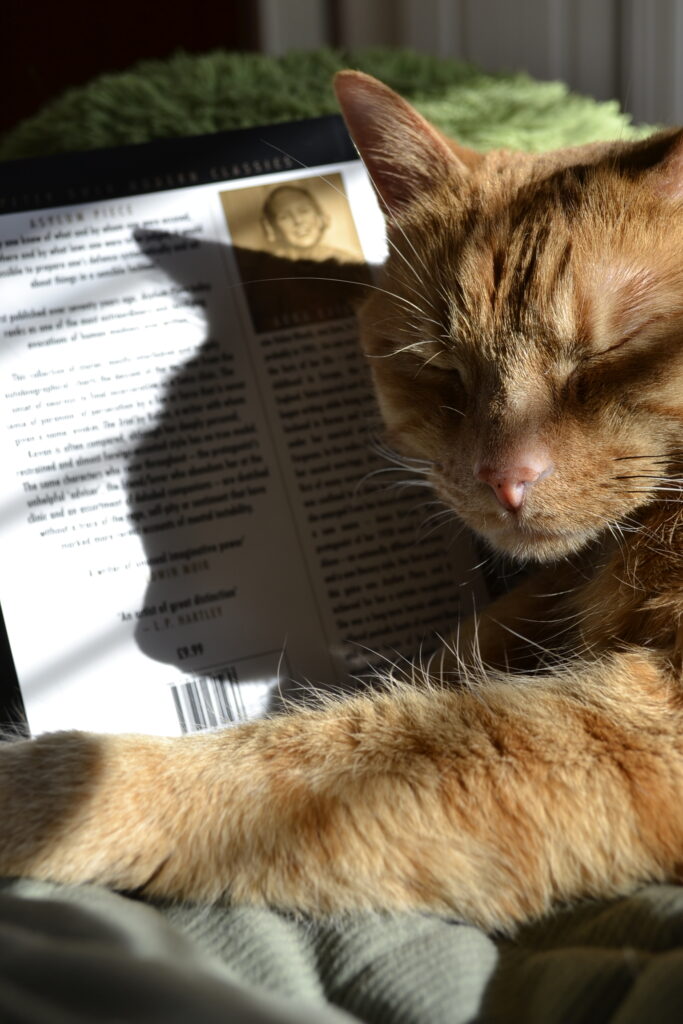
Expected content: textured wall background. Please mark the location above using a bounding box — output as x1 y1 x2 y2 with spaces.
259 0 683 125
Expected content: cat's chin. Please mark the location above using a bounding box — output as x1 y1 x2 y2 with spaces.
477 523 599 564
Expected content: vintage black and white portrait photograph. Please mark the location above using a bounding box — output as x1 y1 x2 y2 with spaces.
219 174 369 332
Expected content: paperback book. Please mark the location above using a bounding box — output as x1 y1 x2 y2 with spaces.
0 116 487 736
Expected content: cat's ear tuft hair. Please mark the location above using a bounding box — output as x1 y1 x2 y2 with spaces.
619 127 683 199
652 128 683 198
334 71 477 215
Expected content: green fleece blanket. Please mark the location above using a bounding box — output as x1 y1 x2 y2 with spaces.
3 879 683 1023
0 47 671 1024
1 47 650 160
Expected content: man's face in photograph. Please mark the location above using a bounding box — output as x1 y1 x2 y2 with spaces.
265 187 325 251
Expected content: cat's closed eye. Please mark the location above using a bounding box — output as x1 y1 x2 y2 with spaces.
589 328 652 358
407 346 466 380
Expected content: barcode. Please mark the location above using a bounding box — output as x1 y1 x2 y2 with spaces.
170 668 248 733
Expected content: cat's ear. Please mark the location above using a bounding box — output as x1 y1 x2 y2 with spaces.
334 71 478 215
620 128 683 199
651 129 683 198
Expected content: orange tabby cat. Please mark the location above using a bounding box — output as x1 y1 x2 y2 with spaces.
1 72 682 934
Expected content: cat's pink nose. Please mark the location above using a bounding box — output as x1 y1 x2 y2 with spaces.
475 456 553 512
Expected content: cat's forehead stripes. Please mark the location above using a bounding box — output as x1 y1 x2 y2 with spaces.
580 263 665 354
428 160 683 368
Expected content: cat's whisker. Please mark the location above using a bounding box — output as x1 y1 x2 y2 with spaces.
382 464 433 481
359 447 435 493
403 318 445 339
367 339 440 360
344 142 447 311
612 517 674 564
358 465 418 481
465 554 494 575
578 504 670 567
487 616 579 663
439 404 465 417
385 479 437 494
417 510 461 542
412 499 450 519
353 468 404 495
630 498 683 505
368 437 433 469
362 307 439 331
415 348 447 376
377 211 434 289
347 641 434 694
468 603 499 688
419 505 457 527
368 457 433 485
517 608 588 626
612 475 683 483
604 521 632 566
533 586 582 598
385 260 431 304
434 631 487 694
237 272 438 322
258 135 437 307
369 455 428 474
271 640 289 706
445 521 468 553
354 465 431 493
393 312 445 333
622 487 682 494
612 453 683 461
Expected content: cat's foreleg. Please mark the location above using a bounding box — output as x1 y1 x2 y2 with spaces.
1 649 681 932
443 562 584 672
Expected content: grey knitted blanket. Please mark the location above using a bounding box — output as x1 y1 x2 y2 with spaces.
2 879 683 1023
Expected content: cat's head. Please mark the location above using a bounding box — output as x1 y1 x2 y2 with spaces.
335 72 683 563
